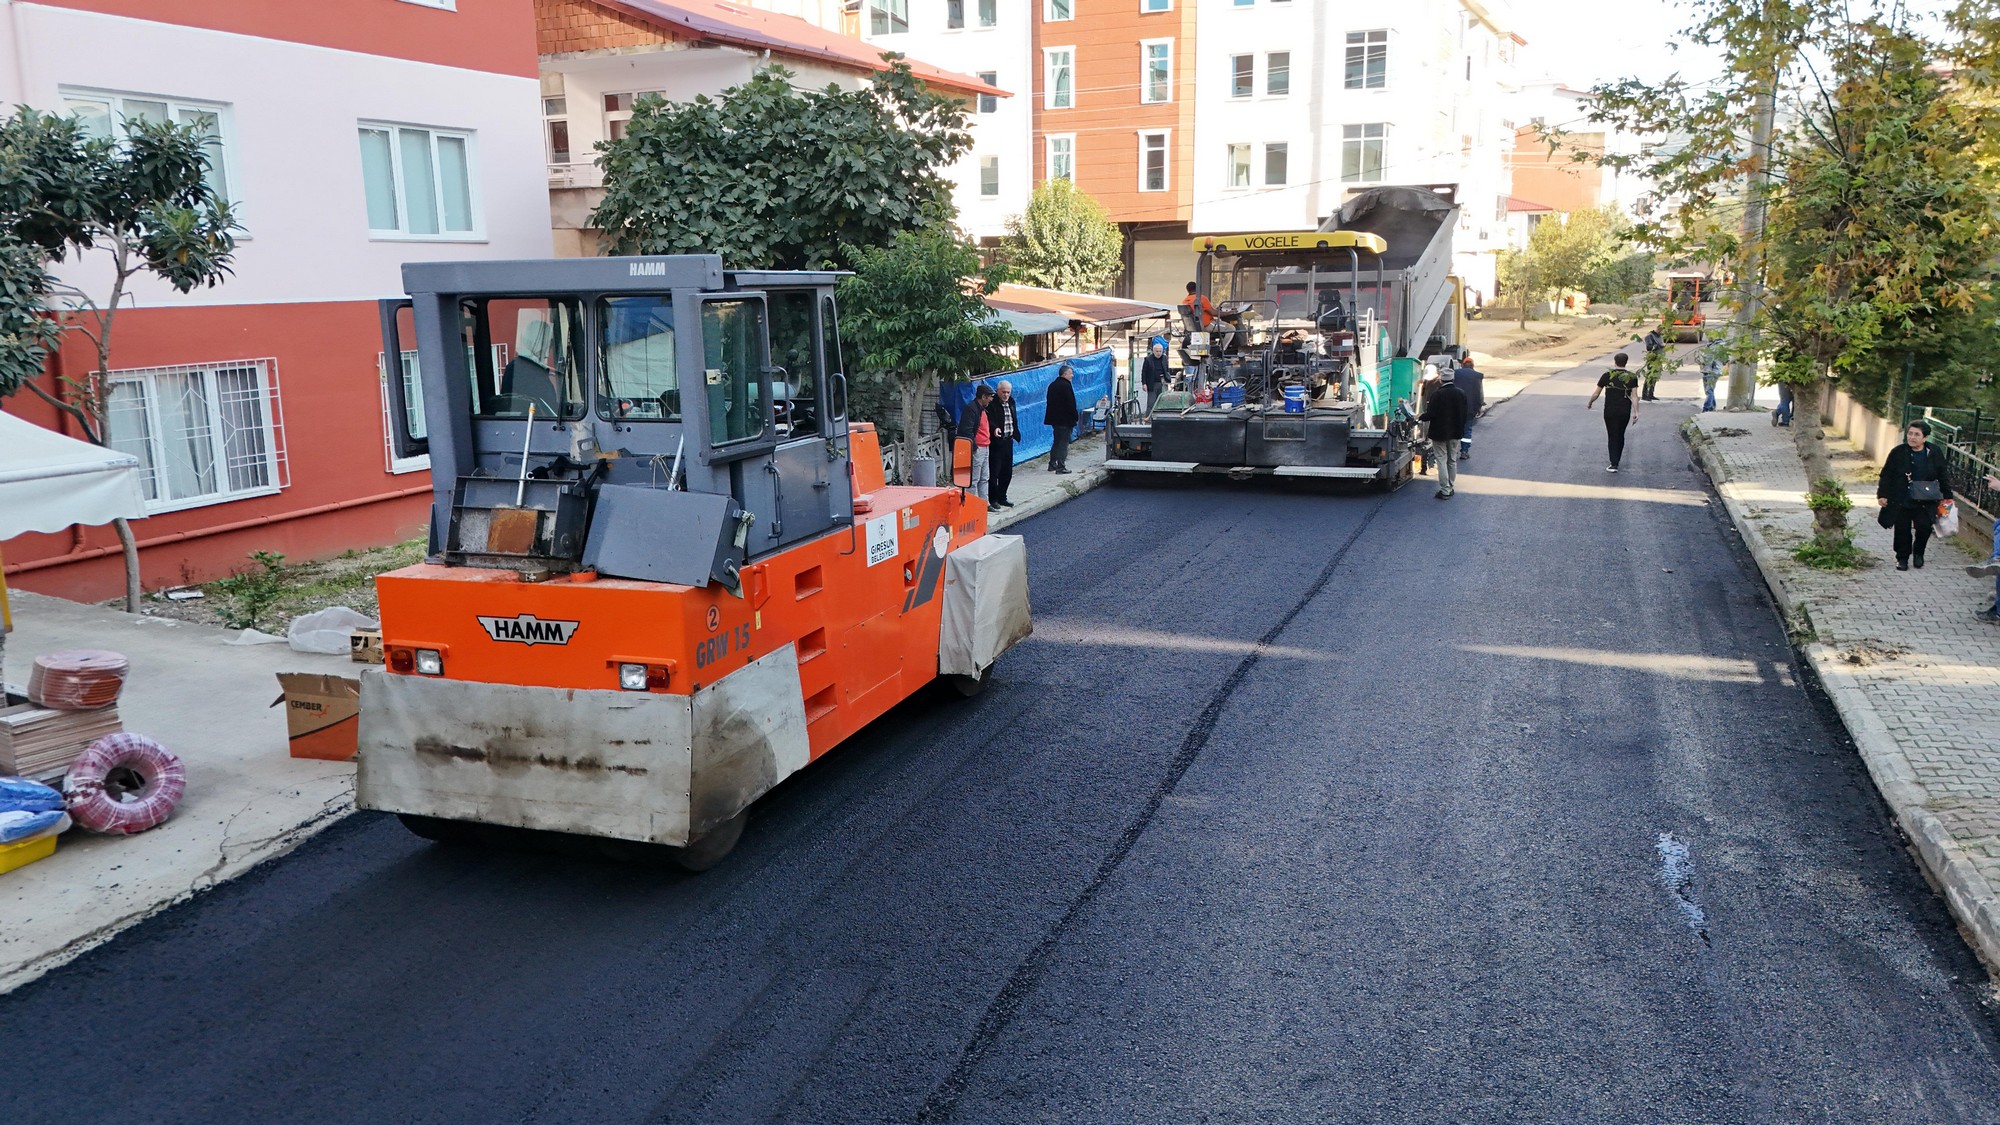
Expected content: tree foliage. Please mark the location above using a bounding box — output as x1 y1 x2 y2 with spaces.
1498 206 1622 324
1576 0 2000 553
592 61 972 270
999 179 1123 293
836 227 1016 479
0 104 239 610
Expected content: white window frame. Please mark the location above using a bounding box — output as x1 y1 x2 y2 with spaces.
1229 55 1255 99
1045 48 1075 109
1265 51 1291 97
601 90 665 144
1046 0 1074 20
1140 39 1173 105
1138 130 1170 193
1264 142 1289 186
543 96 572 166
60 87 238 208
358 121 483 242
380 350 430 475
1341 123 1388 183
106 359 288 515
1225 143 1251 189
946 0 966 29
1346 28 1389 90
1046 134 1075 183
976 72 1000 114
979 155 1001 198
978 0 998 26
869 0 909 35
1140 0 1172 11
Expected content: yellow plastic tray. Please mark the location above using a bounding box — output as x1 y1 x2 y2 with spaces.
0 833 57 875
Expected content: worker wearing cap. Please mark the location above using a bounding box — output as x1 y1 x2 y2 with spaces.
1419 364 1468 500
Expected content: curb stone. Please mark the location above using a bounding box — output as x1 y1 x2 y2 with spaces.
1685 422 2000 973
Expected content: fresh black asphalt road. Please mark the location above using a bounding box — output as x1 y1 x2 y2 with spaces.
5 355 1999 1124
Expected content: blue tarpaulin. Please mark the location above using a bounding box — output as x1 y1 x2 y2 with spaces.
941 349 1114 465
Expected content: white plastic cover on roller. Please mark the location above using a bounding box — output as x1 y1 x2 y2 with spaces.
938 534 1033 677
0 411 146 538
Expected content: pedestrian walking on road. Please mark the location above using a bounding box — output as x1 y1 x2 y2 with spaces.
1773 382 1795 426
987 380 1020 509
1045 364 1078 474
1586 353 1640 472
1453 354 1485 462
1140 341 1170 414
1971 473 2000 622
957 384 994 501
1420 367 1468 499
1698 345 1724 412
1877 420 1952 570
1642 329 1665 401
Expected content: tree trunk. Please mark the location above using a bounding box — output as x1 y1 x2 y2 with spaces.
114 517 141 612
897 374 925 485
1790 378 1847 548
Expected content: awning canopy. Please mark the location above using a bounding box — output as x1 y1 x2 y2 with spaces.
0 412 147 540
984 284 1174 330
984 308 1071 336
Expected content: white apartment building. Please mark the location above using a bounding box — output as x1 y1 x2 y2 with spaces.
1191 0 1521 301
860 0 1031 240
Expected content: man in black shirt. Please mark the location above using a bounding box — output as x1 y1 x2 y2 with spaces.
1586 352 1641 472
1045 364 1078 474
1419 369 1469 499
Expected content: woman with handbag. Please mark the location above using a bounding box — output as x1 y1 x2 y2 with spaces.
1876 420 1953 570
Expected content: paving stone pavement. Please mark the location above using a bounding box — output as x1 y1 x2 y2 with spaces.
1691 410 2000 971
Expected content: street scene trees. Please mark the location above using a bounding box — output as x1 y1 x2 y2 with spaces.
999 179 1122 294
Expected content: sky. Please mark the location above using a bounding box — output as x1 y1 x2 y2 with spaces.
1505 0 1725 89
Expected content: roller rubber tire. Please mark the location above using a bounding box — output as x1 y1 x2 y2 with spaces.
397 813 485 845
946 668 992 697
673 811 747 873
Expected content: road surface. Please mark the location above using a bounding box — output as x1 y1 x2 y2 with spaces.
3 356 1997 1124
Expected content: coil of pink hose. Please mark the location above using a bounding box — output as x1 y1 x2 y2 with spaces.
65 733 185 835
28 650 129 710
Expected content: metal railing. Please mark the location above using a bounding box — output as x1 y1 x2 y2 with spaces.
878 431 944 485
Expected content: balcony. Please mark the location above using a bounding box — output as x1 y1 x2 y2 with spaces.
548 162 604 190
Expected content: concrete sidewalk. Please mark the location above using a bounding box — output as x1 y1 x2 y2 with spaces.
1689 413 2000 971
1 592 356 993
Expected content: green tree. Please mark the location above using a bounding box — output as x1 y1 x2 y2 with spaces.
837 227 1017 481
1578 0 2000 561
999 179 1123 293
592 61 971 270
1500 207 1622 326
0 106 239 609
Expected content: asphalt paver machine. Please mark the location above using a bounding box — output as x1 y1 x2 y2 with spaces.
1106 185 1462 485
357 256 1031 869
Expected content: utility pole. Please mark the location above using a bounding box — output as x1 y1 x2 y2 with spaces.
1726 75 1778 410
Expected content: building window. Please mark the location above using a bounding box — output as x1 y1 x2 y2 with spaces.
543 97 570 165
1230 55 1254 98
948 0 964 28
979 0 998 25
63 88 234 204
1045 48 1074 109
1139 131 1168 192
980 155 1000 197
1265 142 1289 185
870 0 908 35
381 350 430 473
358 123 478 238
1266 52 1291 96
106 360 286 513
1341 123 1387 182
1226 143 1251 189
977 72 1000 114
1346 29 1388 89
1046 0 1072 19
1047 134 1074 182
1233 0 1253 7
1142 0 1171 10
1141 41 1173 104
602 91 665 143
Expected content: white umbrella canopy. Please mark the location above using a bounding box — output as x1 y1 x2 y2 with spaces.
0 411 146 541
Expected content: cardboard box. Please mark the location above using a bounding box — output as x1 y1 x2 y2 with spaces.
350 628 384 664
274 673 361 761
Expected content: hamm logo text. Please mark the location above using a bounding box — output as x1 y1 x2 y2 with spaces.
477 614 581 646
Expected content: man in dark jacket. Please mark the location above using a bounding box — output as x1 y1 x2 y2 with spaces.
987 380 1021 508
1045 364 1079 473
1419 369 1469 499
1453 355 1485 462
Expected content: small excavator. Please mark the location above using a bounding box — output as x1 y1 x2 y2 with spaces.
357 256 1032 870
